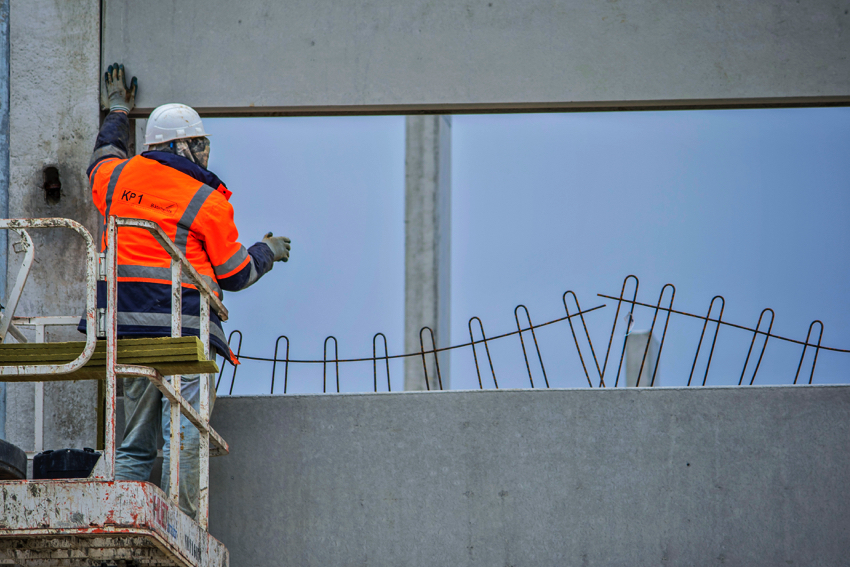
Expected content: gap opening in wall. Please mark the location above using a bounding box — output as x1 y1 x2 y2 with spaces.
192 108 850 395
202 116 407 395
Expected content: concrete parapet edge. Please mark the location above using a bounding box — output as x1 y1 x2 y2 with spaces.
210 384 850 566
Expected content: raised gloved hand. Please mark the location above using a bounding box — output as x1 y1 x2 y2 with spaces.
262 232 291 263
102 63 137 113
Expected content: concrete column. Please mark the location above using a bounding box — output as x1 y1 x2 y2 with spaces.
625 330 660 387
404 116 451 391
3 0 101 450
0 0 9 439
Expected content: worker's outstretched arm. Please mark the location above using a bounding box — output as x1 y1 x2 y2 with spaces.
218 240 277 292
196 194 290 292
88 63 137 179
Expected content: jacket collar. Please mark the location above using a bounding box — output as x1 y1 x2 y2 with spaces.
141 151 232 200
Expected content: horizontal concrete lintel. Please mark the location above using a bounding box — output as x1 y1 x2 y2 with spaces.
128 95 850 119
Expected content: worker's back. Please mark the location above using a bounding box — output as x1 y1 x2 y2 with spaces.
90 153 238 301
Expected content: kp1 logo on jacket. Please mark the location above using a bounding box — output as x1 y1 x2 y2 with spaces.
120 189 179 216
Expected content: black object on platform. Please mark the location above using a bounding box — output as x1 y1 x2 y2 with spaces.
0 438 27 480
33 448 101 480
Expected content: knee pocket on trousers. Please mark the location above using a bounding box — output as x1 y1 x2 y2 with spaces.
123 378 150 402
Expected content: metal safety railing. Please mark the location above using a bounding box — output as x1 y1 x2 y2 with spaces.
8 316 87 459
217 274 850 394
0 217 228 531
0 218 98 372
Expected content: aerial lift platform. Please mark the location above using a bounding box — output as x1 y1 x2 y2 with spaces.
0 217 229 567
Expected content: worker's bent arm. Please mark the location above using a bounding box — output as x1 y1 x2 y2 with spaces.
88 111 130 179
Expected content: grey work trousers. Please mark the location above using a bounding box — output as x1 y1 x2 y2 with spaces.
115 374 216 520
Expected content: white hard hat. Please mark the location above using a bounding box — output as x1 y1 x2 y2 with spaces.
144 103 208 146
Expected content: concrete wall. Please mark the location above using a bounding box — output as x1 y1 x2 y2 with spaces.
3 0 101 450
103 0 850 116
209 386 850 566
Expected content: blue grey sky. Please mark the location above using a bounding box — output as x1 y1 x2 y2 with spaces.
206 108 850 395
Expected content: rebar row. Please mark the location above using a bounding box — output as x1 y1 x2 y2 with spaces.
217 301 605 394
216 276 844 395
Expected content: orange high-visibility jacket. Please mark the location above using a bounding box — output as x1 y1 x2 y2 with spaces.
80 112 274 361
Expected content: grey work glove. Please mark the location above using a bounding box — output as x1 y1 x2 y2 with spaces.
101 62 137 113
262 232 291 263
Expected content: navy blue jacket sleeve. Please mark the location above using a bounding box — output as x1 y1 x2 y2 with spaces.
217 242 276 292
87 111 130 178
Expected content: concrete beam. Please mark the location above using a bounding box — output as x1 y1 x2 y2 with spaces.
405 116 451 390
103 0 850 116
209 386 850 566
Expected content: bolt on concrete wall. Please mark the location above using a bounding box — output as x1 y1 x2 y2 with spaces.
3 0 101 450
209 386 850 566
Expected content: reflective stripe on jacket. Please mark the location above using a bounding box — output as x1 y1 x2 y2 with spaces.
80 116 274 362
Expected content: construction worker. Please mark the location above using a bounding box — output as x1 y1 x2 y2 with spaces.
82 63 291 519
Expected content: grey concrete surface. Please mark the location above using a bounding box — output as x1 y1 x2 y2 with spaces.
209 386 850 566
0 0 9 319
404 116 451 391
2 0 101 450
103 0 850 116
0 0 6 442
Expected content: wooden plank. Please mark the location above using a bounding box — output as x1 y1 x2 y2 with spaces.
0 361 220 382
0 340 203 360
0 354 209 365
0 349 202 360
0 336 202 350
0 337 207 364
0 345 203 357
1 335 202 345
0 348 205 361
0 337 219 381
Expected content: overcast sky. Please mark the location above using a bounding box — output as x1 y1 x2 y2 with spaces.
205 107 850 396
